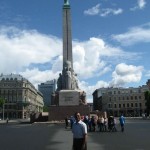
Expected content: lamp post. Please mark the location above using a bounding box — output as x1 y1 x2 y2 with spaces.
3 103 5 120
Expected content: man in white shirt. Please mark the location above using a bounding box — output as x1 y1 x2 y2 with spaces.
72 112 87 150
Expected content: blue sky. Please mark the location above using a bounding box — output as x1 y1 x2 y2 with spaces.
0 0 150 102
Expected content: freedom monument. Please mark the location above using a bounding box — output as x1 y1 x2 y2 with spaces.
49 0 90 120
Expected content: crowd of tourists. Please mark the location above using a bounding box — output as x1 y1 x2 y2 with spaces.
65 114 125 132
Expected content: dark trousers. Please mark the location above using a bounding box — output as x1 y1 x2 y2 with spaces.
73 138 87 150
120 124 124 132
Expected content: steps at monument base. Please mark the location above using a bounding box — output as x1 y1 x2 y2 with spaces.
49 105 90 121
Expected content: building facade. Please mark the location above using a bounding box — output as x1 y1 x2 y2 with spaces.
93 80 150 117
38 80 56 106
0 74 44 119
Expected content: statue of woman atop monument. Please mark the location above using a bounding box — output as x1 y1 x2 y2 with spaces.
64 60 72 89
72 71 79 90
64 0 69 5
56 73 63 91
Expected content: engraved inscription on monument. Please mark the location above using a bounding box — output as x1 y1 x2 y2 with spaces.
59 90 79 106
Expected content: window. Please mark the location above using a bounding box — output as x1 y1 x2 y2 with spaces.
108 91 112 95
127 103 129 107
123 104 125 108
109 97 111 101
135 103 138 107
131 103 133 107
119 104 121 108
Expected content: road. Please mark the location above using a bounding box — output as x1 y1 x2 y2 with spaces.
0 119 150 150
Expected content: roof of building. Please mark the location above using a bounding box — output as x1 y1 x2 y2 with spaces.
0 73 26 81
39 79 56 85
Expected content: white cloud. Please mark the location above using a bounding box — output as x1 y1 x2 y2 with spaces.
138 0 146 8
0 26 62 73
110 63 143 87
0 26 141 102
19 68 59 89
84 4 100 16
100 8 123 17
73 37 137 79
130 0 146 11
112 23 150 45
84 4 123 17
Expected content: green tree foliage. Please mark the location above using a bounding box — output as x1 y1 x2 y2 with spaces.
0 97 5 108
43 106 49 112
145 91 150 112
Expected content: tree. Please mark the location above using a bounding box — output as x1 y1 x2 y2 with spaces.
144 91 150 115
0 97 5 108
43 106 49 112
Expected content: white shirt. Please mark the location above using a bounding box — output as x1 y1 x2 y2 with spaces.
72 120 87 139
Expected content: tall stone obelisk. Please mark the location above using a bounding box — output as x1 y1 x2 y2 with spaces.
53 0 87 106
57 0 79 91
63 0 73 69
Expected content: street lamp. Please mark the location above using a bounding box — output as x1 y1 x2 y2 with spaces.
3 103 5 120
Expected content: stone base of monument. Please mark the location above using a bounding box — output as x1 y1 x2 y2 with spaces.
49 89 89 121
49 105 90 121
59 90 80 106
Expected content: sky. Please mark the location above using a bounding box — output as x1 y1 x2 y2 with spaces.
0 0 150 102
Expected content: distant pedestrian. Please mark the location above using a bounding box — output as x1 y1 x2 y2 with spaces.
88 117 92 132
113 117 117 132
83 115 88 130
98 116 104 132
65 116 69 129
119 114 125 132
6 118 9 124
72 112 87 150
103 117 107 132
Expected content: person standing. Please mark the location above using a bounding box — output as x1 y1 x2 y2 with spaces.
119 114 125 132
103 117 107 132
72 112 87 150
65 116 69 129
6 117 9 124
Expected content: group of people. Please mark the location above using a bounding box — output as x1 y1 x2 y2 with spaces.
86 114 125 133
66 114 125 132
66 112 125 150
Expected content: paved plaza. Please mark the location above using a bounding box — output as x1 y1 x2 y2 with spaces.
0 119 150 150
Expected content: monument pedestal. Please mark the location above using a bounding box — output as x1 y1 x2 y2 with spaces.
49 105 90 121
49 90 89 121
59 90 79 106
